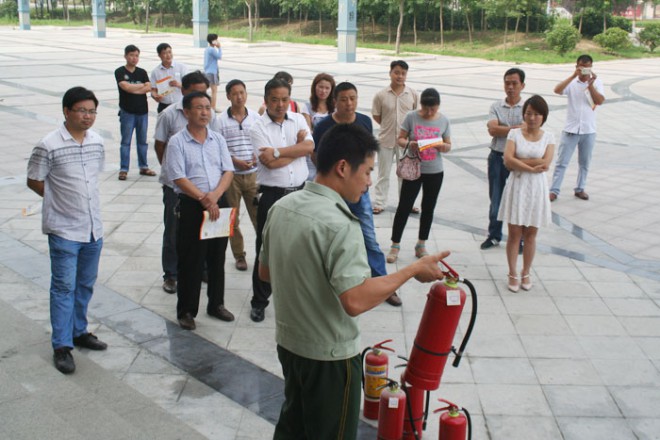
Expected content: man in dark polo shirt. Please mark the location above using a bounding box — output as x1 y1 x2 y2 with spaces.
114 44 156 181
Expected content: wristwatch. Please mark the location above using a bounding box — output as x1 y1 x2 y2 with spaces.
273 148 281 159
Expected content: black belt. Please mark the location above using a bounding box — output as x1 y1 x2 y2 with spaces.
259 184 304 196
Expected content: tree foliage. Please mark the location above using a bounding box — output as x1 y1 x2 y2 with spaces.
594 26 631 51
545 18 580 55
639 22 660 52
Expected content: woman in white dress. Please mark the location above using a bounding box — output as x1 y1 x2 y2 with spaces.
498 95 555 292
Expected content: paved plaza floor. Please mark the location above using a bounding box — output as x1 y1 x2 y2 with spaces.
1 25 660 439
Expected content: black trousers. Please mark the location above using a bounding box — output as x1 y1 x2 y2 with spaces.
251 185 302 309
391 171 444 243
176 194 228 319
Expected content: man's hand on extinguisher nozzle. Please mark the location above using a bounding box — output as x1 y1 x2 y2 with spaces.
413 251 451 282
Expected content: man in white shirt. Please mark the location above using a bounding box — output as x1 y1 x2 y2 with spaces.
550 54 605 202
217 79 260 272
27 87 108 375
249 78 313 322
150 42 188 113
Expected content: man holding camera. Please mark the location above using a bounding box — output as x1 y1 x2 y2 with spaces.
549 54 605 202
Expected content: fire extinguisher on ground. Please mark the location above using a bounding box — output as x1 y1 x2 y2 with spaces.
362 339 395 420
377 379 407 440
403 261 478 392
435 399 472 440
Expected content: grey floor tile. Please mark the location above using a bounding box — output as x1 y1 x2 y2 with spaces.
531 358 602 386
557 417 637 440
592 359 660 386
471 357 537 384
610 387 660 418
478 384 552 416
543 385 620 417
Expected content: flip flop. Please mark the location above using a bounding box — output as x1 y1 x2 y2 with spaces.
372 207 384 215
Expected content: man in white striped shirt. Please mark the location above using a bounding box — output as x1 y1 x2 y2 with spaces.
27 87 108 375
217 79 260 272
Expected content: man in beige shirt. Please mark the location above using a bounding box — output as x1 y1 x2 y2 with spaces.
371 60 418 213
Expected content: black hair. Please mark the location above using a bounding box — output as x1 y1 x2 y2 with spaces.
225 79 246 94
523 95 549 125
182 71 210 91
264 78 291 100
207 33 218 44
124 44 140 55
333 81 357 99
504 67 525 84
156 43 171 55
420 88 440 107
273 71 293 85
310 73 336 113
577 54 593 65
316 124 379 175
62 86 98 110
182 91 211 109
390 60 409 71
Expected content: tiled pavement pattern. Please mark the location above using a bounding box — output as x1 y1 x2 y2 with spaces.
1 26 660 439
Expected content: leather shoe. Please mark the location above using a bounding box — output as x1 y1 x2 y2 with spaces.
574 191 589 200
178 313 196 330
73 333 107 351
208 305 235 322
549 192 557 202
162 279 177 294
235 257 248 271
386 292 402 306
480 238 499 250
53 348 75 374
250 306 265 322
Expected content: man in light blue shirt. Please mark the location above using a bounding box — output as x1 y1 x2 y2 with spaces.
165 91 235 331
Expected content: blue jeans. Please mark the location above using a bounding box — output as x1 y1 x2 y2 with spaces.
48 234 103 350
346 192 387 278
119 110 149 172
487 150 510 241
550 131 596 195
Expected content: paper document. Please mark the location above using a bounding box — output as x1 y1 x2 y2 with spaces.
156 75 175 97
418 137 443 151
199 208 236 240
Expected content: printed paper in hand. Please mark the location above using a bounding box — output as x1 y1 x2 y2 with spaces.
418 137 443 152
199 208 236 240
156 75 175 97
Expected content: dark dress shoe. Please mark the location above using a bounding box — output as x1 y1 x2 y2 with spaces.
208 305 235 322
574 191 589 200
53 348 75 374
250 306 265 322
386 292 402 306
162 279 177 294
480 238 499 250
235 257 248 271
178 313 196 330
73 333 108 351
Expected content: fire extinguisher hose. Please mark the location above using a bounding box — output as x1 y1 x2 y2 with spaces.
463 406 473 440
452 277 478 368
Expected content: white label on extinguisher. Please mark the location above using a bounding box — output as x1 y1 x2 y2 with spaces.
388 397 399 408
447 290 461 306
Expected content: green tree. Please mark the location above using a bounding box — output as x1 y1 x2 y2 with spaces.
639 21 660 52
545 18 580 55
594 26 631 51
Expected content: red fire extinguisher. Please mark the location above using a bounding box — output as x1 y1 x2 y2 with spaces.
377 379 407 440
404 261 478 391
435 399 472 440
362 339 395 420
401 372 428 440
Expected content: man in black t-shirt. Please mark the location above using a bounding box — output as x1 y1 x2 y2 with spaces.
313 82 402 307
114 44 156 181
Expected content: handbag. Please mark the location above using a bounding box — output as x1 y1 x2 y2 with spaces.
396 145 421 181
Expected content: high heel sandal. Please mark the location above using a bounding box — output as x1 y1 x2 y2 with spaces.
507 274 520 293
414 243 428 258
386 245 400 263
521 274 533 291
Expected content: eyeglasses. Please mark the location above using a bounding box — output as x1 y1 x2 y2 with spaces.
71 108 98 115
